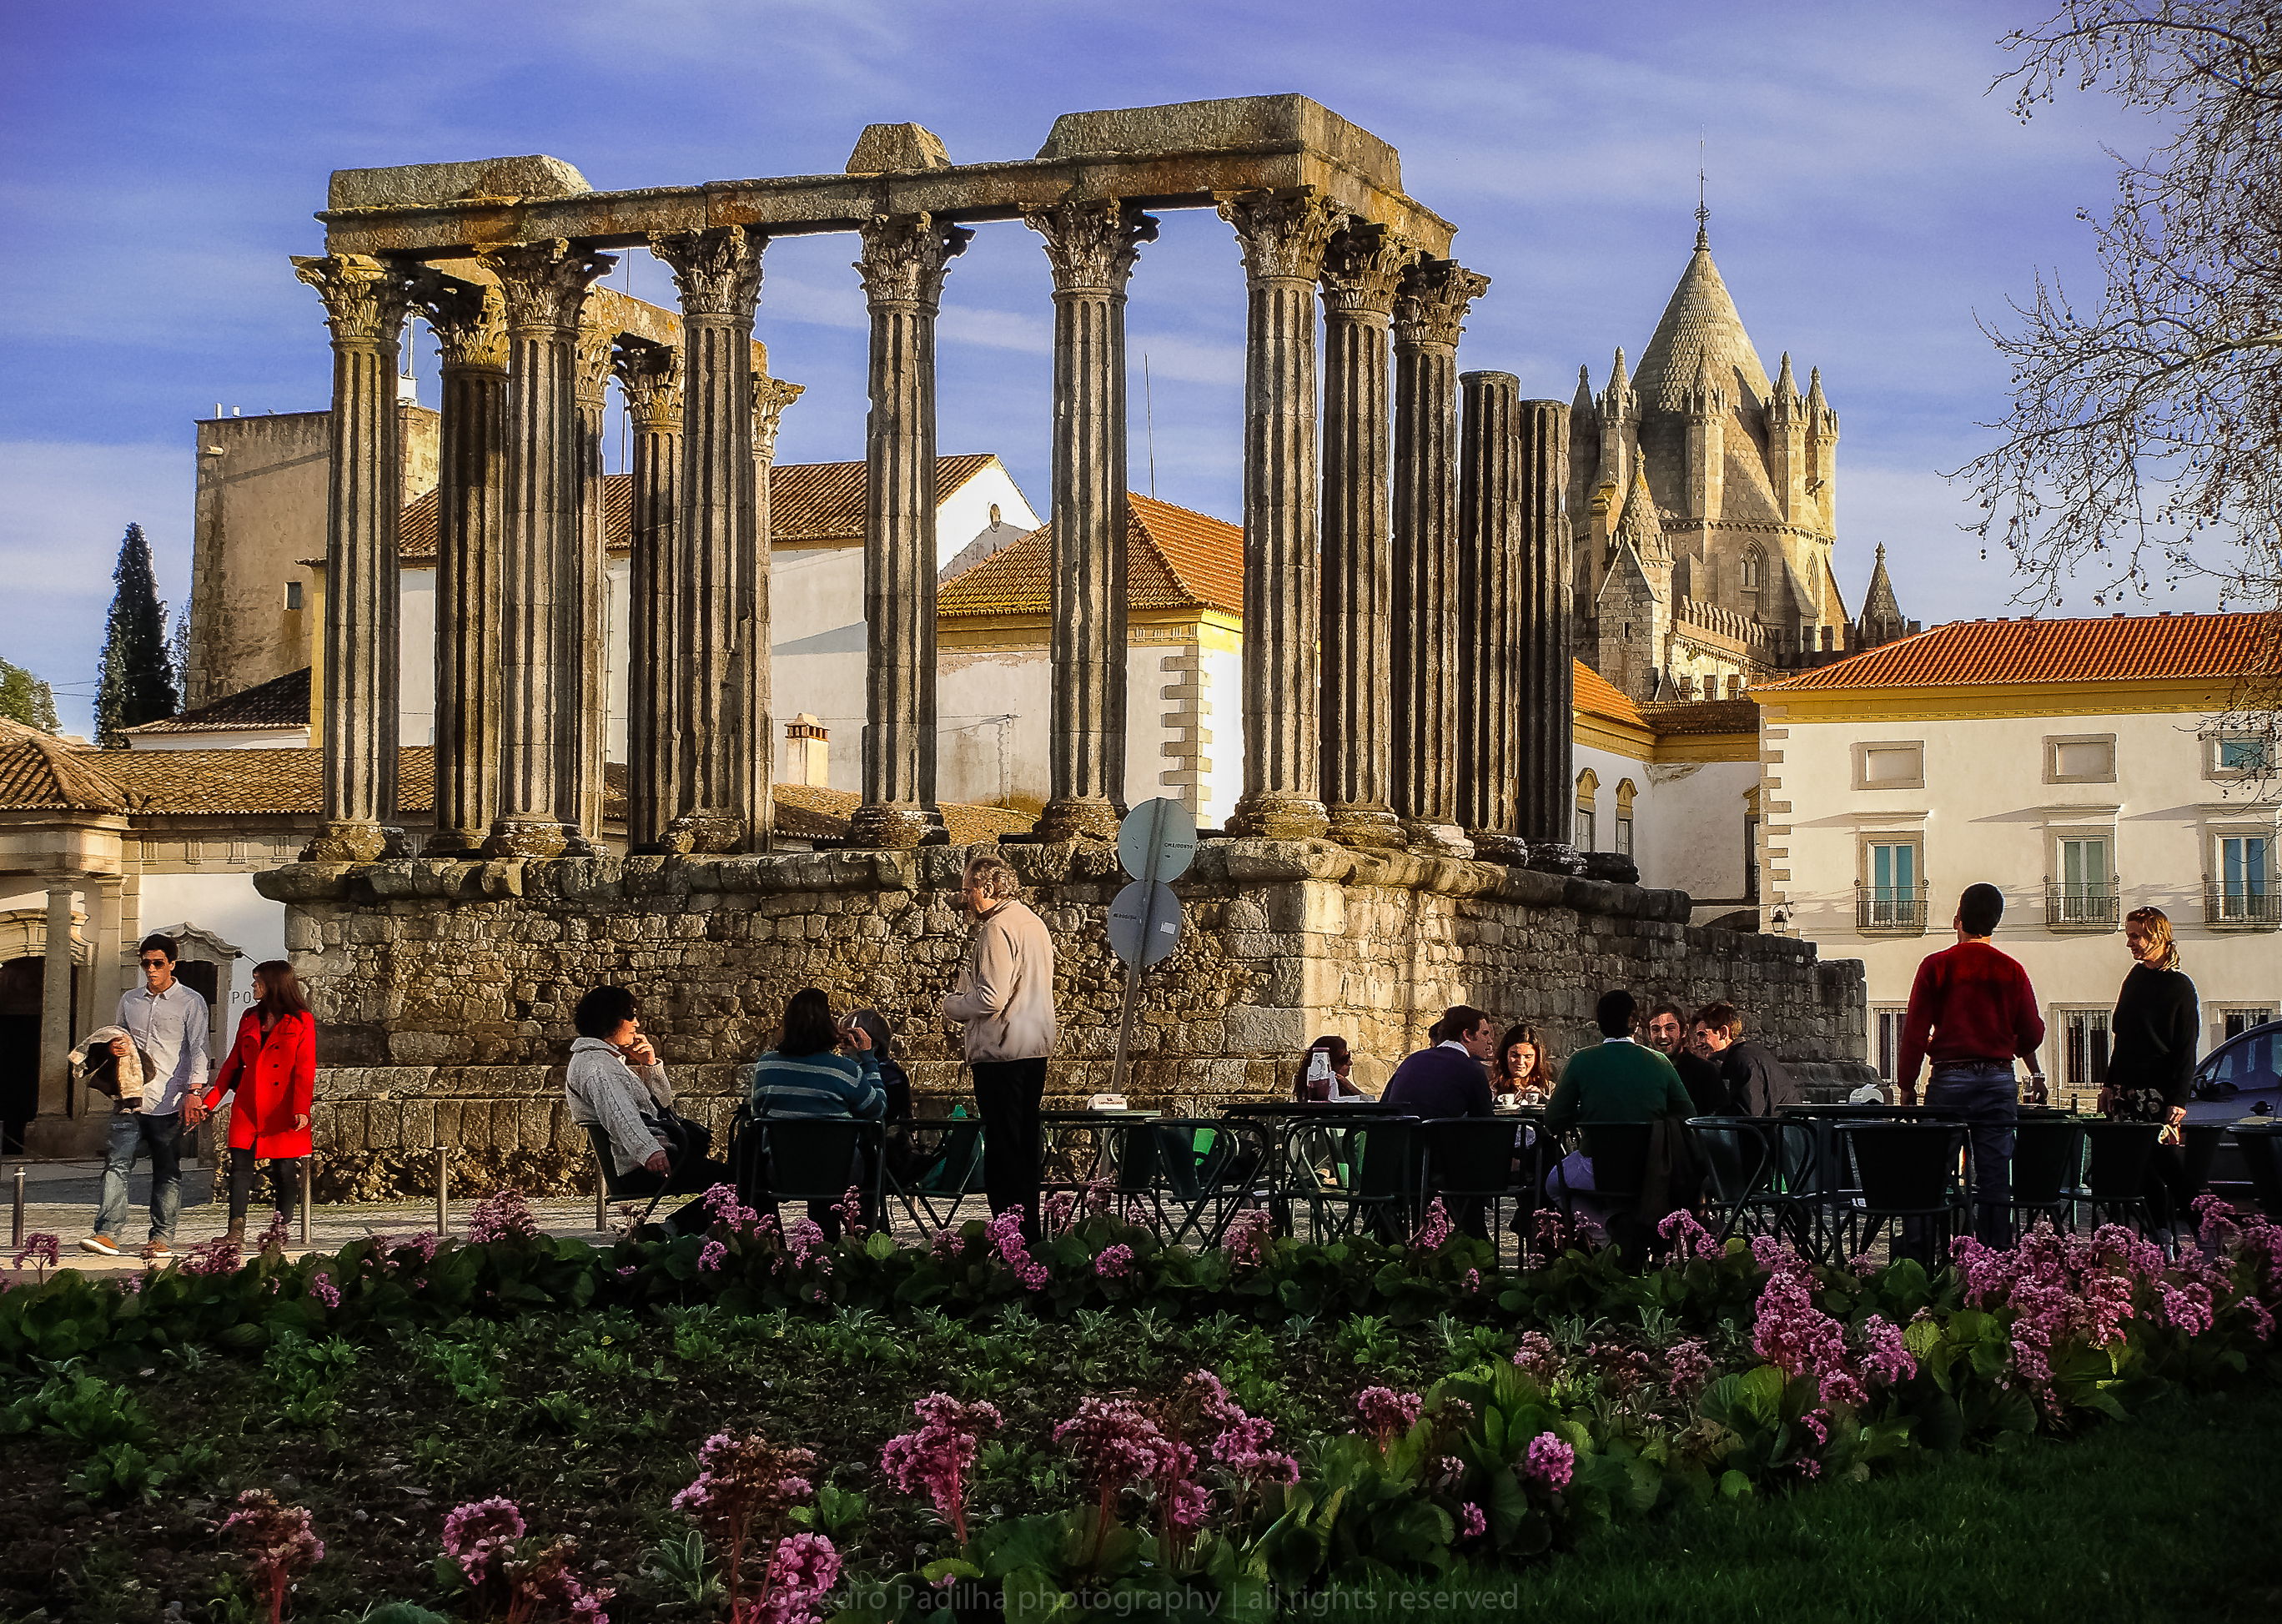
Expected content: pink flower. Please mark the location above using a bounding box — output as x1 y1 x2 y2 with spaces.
765 1530 841 1598
1521 1431 1574 1493
1856 1315 1916 1386
1664 1336 1716 1395
830 1185 868 1239
785 1218 828 1269
1355 1386 1423 1449
220 1489 324 1624
13 1233 61 1270
466 1189 540 1244
1657 1209 1727 1262
701 1183 762 1234
1462 1268 1481 1295
308 1270 341 1309
1223 1209 1275 1266
673 1432 817 1611
985 1208 1048 1290
441 1497 525 1582
1532 1208 1576 1254
1459 1502 1486 1539
181 1235 243 1277
881 1394 1002 1545
699 1240 727 1273
1511 1331 1561 1383
1800 1408 1830 1447
1412 1199 1453 1251
259 1210 293 1254
1093 1244 1135 1280
1750 1238 1867 1408
2160 1283 2215 1336
930 1224 968 1263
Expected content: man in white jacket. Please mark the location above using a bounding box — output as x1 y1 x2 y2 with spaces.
942 852 1057 1238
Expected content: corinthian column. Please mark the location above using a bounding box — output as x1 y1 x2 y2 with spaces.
1457 370 1526 861
850 213 972 849
1218 189 1342 841
479 239 616 860
1517 399 1576 861
407 274 508 856
649 227 766 853
739 373 805 851
611 337 682 852
1023 198 1159 842
1390 258 1489 856
290 252 414 862
1317 220 1414 849
568 317 614 852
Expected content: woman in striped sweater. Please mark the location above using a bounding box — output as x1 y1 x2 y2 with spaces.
749 988 885 1237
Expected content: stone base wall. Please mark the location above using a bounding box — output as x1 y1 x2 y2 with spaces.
258 841 1870 1194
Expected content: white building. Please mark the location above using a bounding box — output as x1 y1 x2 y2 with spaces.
1754 612 2281 1104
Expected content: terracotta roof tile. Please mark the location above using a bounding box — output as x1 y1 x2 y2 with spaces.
1754 611 2282 692
0 718 125 812
763 783 1030 844
127 668 312 734
394 455 1001 566
940 495 1243 619
1637 696 1760 736
85 748 435 816
1571 661 1646 729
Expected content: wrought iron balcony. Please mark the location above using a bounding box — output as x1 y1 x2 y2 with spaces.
2204 882 2282 929
1856 882 1929 934
2045 882 2121 930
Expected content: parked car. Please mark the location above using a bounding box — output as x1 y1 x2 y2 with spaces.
2188 1018 2281 1124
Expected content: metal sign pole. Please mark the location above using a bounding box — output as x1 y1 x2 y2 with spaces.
1108 798 1167 1101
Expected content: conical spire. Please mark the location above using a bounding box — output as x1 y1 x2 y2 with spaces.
1774 350 1798 400
1805 365 1827 410
1633 234 1772 411
1616 460 1664 559
1572 363 1596 416
1860 542 1904 632
1606 345 1630 399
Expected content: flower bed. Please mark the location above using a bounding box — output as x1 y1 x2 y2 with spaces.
3 1197 2277 1621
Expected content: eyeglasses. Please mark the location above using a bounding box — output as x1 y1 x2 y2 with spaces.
139 958 171 968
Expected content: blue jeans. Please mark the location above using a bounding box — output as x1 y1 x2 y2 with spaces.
96 1111 184 1243
1926 1062 2018 1249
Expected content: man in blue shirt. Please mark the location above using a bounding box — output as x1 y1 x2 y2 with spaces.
83 933 209 1260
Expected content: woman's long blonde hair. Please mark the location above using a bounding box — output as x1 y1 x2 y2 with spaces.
2124 906 2181 971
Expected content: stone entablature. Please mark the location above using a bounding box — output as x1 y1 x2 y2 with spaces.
257 840 1868 1189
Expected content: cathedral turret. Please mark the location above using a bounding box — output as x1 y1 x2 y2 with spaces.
1682 347 1728 525
1857 542 1908 649
1806 365 1837 536
1566 363 1600 536
1766 350 1808 525
1596 346 1636 500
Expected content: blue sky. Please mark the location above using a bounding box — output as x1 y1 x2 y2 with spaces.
0 0 2183 735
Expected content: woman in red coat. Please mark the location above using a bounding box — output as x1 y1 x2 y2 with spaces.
189 959 315 1244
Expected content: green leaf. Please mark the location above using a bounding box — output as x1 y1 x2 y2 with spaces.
999 1567 1072 1624
866 1230 897 1260
1718 1468 1753 1500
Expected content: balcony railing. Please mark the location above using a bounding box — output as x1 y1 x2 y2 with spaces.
2046 882 2122 930
1857 882 1929 934
2204 882 2282 929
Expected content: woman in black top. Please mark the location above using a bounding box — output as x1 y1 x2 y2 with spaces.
2104 908 2199 1228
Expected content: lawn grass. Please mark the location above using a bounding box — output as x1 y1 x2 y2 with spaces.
1329 1385 2282 1624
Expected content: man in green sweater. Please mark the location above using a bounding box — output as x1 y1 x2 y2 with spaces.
1546 990 1696 1134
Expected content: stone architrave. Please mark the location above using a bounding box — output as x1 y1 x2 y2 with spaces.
1390 257 1489 857
1316 219 1415 849
406 273 509 857
1518 398 1576 860
649 225 766 854
850 213 972 849
568 316 615 853
290 252 415 862
1218 189 1343 841
611 336 683 852
739 373 806 850
477 238 616 860
1456 370 1526 862
1023 198 1159 843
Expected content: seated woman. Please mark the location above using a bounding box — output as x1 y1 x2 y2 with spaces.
749 988 886 1236
843 1007 922 1196
1294 1034 1366 1100
565 985 729 1237
1493 1024 1556 1109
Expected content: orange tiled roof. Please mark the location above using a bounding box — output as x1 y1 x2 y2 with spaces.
1754 611 2282 692
1571 661 1646 730
127 668 311 735
1637 696 1760 736
393 454 1002 565
772 782 1031 845
0 717 125 812
939 494 1244 619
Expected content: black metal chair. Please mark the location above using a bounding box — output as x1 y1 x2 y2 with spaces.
1287 1116 1420 1244
731 1113 887 1237
2178 1122 2228 1203
581 1123 676 1230
1543 1122 1656 1255
887 1115 988 1232
2008 1116 2086 1236
1417 1118 1526 1261
2228 1121 2282 1219
1107 1117 1269 1247
1833 1121 1970 1265
1688 1117 1774 1244
2069 1121 2164 1238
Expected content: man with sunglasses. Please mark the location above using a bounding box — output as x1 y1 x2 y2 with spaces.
81 933 210 1260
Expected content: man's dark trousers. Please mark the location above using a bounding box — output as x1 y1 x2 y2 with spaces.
973 1057 1048 1236
1926 1059 2019 1249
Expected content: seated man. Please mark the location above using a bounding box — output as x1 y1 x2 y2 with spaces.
565 984 730 1237
1382 1006 1497 1119
1691 1002 1802 1118
1648 1000 1729 1116
1544 990 1696 1244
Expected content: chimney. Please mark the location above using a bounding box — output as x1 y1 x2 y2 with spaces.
783 713 829 787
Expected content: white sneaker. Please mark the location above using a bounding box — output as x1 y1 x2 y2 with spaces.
80 1234 122 1256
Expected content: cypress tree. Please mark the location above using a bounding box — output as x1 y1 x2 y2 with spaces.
93 522 178 745
0 658 59 732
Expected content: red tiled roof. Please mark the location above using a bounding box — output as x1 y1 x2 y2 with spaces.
393 455 1002 565
939 494 1244 619
1754 611 2282 692
1571 661 1646 729
127 668 311 734
0 717 125 812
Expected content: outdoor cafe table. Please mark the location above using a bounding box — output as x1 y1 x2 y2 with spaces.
1036 1109 1159 1209
1219 1099 1412 1231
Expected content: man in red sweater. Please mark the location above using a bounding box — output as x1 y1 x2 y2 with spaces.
1898 883 2047 1247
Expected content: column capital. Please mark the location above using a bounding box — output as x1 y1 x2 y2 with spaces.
648 224 766 320
481 239 616 333
611 337 683 430
1218 189 1343 284
751 375 806 460
407 272 507 373
855 213 973 310
574 316 614 408
1023 199 1159 295
291 254 413 348
1319 219 1420 320
1394 259 1491 349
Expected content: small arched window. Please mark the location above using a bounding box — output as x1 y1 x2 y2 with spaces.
1614 779 1637 858
1575 769 1599 851
1741 546 1764 591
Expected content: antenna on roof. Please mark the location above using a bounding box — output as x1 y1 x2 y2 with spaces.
1696 131 1710 249
1144 352 1158 499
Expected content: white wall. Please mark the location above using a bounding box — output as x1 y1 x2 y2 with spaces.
1646 759 1761 904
